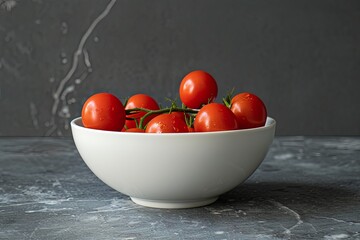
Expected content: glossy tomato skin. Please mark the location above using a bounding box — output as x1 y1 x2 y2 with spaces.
179 70 218 109
169 111 190 122
145 113 189 133
170 112 194 132
81 93 125 131
125 94 160 129
230 92 267 129
126 128 145 133
194 103 238 132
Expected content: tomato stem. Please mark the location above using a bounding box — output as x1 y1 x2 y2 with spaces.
125 107 199 129
125 87 235 130
223 87 235 108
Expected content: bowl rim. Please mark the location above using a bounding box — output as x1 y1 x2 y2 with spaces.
71 116 276 136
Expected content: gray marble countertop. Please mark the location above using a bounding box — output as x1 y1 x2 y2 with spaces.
1 137 359 240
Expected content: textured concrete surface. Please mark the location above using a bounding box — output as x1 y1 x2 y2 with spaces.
1 137 360 239
0 0 360 136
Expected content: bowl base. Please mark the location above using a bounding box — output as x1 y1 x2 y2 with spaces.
131 197 218 209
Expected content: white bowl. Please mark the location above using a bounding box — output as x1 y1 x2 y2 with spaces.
71 117 276 209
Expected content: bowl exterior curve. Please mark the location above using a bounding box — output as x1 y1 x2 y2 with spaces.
71 117 276 202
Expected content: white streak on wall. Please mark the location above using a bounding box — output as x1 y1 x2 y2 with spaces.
0 0 17 11
83 48 92 70
47 0 117 136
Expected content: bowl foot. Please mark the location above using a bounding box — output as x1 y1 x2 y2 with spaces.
131 197 218 209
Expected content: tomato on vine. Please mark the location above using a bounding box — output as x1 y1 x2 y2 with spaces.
179 70 218 109
194 103 238 132
80 70 269 134
230 92 267 129
126 128 145 133
81 93 125 131
145 113 189 133
124 94 160 129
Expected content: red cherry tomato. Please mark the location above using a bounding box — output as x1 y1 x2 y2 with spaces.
194 103 238 132
169 111 195 131
145 113 189 133
124 94 160 129
179 70 218 109
126 128 145 133
169 111 191 123
81 93 125 131
230 92 267 129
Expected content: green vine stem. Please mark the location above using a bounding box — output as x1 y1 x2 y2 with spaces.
125 107 199 129
222 87 235 108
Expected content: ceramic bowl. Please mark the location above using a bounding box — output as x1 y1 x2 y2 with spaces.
71 117 276 209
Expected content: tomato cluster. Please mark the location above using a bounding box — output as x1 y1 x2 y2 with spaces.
81 70 267 133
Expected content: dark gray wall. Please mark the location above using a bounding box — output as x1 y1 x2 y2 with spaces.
1 0 359 136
